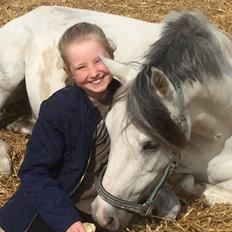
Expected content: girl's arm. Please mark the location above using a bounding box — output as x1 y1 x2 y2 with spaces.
19 101 84 232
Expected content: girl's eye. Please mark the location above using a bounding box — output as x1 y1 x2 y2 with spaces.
94 59 100 64
142 141 160 151
75 66 85 71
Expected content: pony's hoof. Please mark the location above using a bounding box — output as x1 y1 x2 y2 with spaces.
6 118 34 135
0 156 11 176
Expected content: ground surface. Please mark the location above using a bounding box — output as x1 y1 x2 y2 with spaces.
0 1 232 231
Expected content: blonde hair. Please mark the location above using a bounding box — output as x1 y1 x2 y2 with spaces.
58 22 115 66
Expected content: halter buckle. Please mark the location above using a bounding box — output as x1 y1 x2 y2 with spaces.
139 202 154 216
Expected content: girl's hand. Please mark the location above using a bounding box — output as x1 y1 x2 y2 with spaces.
66 221 86 232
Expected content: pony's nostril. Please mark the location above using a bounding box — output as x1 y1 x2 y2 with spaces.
106 216 114 226
103 215 120 231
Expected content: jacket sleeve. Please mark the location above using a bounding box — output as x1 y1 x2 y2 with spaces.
18 101 84 232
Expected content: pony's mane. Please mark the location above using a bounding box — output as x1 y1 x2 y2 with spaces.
146 10 231 84
127 10 232 149
112 85 128 103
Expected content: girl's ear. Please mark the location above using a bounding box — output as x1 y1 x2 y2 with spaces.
63 65 73 78
63 65 69 75
63 65 74 85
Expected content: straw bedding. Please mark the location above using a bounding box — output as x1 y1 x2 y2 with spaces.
0 1 232 231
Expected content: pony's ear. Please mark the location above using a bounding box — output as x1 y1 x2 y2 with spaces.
151 67 173 98
99 56 140 86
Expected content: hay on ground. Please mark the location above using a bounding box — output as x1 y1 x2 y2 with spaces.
0 1 232 231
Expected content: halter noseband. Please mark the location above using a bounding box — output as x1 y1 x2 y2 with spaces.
96 78 187 216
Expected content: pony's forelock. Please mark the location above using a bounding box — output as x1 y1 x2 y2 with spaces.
127 68 187 149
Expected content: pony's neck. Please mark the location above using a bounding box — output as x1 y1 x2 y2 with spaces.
184 78 232 130
180 77 232 165
178 78 232 180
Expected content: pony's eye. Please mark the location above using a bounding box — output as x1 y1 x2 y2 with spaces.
142 141 160 151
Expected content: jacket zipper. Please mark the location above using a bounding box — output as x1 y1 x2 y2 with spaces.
68 149 92 197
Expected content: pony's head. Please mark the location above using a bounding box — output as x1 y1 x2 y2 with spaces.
92 61 187 231
92 10 232 231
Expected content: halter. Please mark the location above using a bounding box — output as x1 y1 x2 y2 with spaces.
96 77 187 216
97 152 180 216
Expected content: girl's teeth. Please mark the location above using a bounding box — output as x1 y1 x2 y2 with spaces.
92 79 101 84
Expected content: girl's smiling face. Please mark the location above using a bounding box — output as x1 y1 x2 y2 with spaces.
66 39 113 100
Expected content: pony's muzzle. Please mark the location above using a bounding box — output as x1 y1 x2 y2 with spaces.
92 196 132 231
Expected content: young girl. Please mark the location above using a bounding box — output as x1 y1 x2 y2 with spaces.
0 22 119 232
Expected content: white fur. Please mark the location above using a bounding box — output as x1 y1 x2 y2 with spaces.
0 6 163 175
92 27 232 230
0 140 10 176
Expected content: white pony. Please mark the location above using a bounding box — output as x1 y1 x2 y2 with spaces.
0 5 163 175
92 10 232 231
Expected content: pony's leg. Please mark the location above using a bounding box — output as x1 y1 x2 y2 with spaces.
201 135 232 203
6 115 36 135
174 174 204 197
173 173 232 205
202 183 232 205
0 83 27 175
2 79 35 135
169 172 206 204
0 79 28 175
171 164 205 197
0 90 15 176
0 140 11 176
0 17 33 176
174 173 232 205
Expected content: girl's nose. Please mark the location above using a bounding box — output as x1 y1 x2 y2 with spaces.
88 64 99 78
